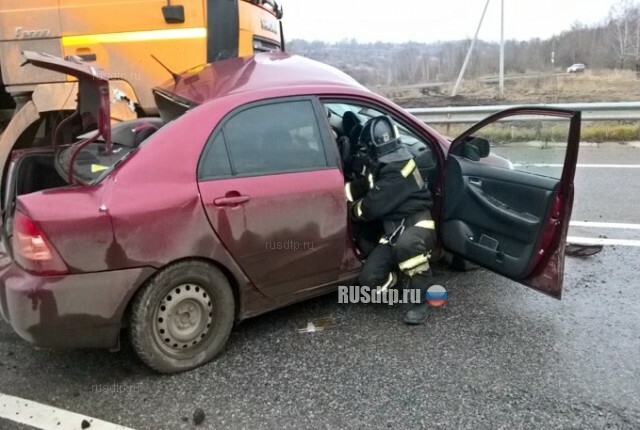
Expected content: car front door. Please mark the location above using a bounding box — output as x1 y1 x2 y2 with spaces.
441 107 581 298
197 97 347 298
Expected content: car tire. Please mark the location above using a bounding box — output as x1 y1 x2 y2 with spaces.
129 260 235 373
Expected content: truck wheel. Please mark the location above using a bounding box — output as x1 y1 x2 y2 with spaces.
129 260 235 373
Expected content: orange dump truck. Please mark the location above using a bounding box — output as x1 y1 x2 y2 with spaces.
0 0 283 177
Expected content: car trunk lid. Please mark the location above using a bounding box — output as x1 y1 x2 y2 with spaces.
21 51 112 182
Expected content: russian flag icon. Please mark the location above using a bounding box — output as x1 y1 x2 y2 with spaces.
425 285 448 307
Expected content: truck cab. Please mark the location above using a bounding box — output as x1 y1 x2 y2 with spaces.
0 0 283 184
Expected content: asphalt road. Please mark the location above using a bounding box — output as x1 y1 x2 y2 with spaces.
1 145 639 430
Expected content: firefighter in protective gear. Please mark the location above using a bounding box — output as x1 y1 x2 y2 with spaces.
346 115 436 325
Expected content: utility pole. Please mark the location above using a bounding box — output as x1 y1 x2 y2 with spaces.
499 0 505 97
451 0 491 97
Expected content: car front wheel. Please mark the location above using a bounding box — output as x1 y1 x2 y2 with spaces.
129 260 235 373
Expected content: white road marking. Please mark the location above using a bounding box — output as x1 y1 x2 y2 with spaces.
567 221 640 246
513 163 640 168
567 236 640 247
569 221 640 230
0 393 135 430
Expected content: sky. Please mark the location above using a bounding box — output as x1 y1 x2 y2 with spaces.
282 0 626 44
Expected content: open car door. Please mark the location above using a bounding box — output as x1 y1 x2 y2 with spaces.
441 107 581 298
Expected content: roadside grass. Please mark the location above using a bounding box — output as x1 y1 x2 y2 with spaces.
383 68 640 108
431 122 640 143
580 123 640 142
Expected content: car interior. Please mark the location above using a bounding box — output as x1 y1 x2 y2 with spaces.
323 102 441 258
323 103 573 281
323 102 439 193
55 117 165 184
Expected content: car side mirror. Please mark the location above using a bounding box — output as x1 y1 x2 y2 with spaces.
463 137 490 161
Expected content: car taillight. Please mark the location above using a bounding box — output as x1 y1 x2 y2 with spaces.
12 211 68 275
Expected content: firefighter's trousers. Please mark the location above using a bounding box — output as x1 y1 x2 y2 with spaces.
359 216 437 296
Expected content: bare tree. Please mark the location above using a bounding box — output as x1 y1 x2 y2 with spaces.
631 6 640 75
608 0 638 69
286 2 640 87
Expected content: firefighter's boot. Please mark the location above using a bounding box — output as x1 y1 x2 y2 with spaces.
403 272 432 325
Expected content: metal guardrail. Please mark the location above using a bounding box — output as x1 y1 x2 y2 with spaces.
405 102 640 124
2 103 639 129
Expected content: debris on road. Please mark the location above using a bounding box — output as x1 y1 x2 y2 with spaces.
566 243 604 257
193 408 205 426
81 419 91 428
297 318 333 333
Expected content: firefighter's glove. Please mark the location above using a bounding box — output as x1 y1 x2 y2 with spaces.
344 177 370 202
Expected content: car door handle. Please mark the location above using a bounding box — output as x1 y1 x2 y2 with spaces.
469 177 482 186
213 195 250 206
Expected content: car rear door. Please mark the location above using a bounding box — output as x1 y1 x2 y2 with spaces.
197 97 347 298
441 107 581 298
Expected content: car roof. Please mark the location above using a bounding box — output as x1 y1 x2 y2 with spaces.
156 52 368 105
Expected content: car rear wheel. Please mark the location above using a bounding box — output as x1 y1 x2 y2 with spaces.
129 260 235 373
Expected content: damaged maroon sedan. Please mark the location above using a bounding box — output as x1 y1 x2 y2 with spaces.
0 51 581 373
